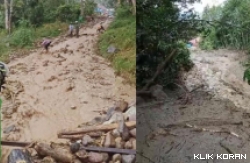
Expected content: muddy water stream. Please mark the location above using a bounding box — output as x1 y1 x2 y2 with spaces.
183 49 250 109
1 21 135 162
137 49 250 163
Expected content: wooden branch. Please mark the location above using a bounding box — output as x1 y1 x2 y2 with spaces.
58 121 136 136
58 132 102 140
142 50 177 91
159 119 243 128
80 146 136 155
1 140 31 147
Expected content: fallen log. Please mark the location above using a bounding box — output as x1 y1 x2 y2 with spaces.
2 141 30 147
34 142 74 163
80 146 136 155
58 121 136 136
142 50 177 91
58 132 103 140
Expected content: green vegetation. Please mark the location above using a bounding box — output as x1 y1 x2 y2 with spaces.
98 6 136 84
136 0 200 89
0 21 68 62
0 0 97 62
199 0 250 84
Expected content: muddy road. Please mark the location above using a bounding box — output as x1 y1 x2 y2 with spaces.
1 20 135 162
137 49 250 163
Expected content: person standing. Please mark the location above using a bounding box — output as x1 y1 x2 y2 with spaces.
75 21 80 38
69 22 74 37
0 61 9 92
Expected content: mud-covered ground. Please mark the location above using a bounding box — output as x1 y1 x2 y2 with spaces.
137 49 250 163
1 20 135 162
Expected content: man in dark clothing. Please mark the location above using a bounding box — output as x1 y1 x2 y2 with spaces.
0 61 9 92
97 22 105 33
42 38 52 53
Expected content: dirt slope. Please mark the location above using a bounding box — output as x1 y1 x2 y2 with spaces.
1 20 135 162
137 49 250 163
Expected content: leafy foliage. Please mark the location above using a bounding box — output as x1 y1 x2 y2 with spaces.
136 0 200 88
56 4 81 22
82 0 97 16
199 0 250 84
243 68 250 84
9 28 35 48
29 4 44 27
98 6 135 84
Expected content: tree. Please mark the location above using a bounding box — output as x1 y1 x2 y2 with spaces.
199 0 250 83
4 0 9 31
136 0 200 89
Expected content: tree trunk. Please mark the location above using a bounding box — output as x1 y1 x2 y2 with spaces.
80 0 84 16
4 0 9 30
131 0 136 15
117 0 121 7
9 0 13 34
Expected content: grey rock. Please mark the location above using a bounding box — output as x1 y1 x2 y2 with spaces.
101 153 109 162
124 141 132 149
103 112 124 125
112 128 121 137
130 138 136 150
118 120 130 141
129 128 136 137
105 107 115 121
75 150 88 161
115 137 124 149
112 154 122 162
123 106 136 121
114 100 129 112
82 135 94 146
121 155 136 163
70 142 80 153
3 124 16 134
104 132 116 147
107 45 119 54
42 156 56 163
88 152 105 163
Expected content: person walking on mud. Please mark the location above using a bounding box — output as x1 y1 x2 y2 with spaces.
0 61 9 92
69 22 74 37
41 38 52 53
74 21 80 38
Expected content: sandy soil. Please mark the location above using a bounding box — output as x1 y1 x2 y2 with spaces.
137 49 250 163
1 20 135 162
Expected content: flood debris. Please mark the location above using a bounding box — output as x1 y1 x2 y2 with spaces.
6 99 136 163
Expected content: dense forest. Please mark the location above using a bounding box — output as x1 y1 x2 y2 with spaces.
0 0 99 31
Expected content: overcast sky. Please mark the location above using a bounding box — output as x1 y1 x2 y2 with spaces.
192 0 227 13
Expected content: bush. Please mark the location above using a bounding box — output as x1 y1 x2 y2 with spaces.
9 28 35 48
56 4 81 22
29 4 44 27
98 7 136 84
35 22 67 38
83 0 97 16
